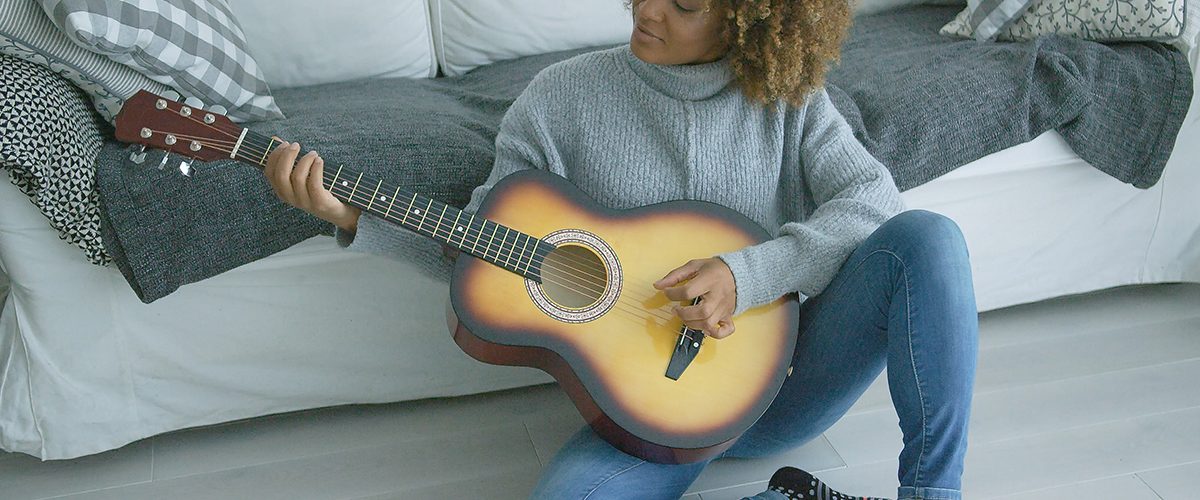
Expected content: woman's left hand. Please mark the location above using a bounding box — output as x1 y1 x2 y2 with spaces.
654 257 738 339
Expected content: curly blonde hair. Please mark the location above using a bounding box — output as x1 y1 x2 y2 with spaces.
628 0 852 107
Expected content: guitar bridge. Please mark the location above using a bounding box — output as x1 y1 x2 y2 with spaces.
665 325 703 380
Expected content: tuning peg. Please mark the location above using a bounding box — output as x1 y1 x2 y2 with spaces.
184 96 204 109
128 145 147 164
161 90 182 101
157 152 171 171
178 159 193 177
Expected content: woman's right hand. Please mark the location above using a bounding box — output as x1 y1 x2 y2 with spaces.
264 141 362 234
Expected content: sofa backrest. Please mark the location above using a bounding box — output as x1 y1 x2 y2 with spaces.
429 0 633 77
230 0 438 89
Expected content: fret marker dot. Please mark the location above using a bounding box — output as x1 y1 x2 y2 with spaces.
457 226 463 232
341 181 348 186
379 196 386 201
414 209 421 214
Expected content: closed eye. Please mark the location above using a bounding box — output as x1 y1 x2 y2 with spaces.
674 0 697 12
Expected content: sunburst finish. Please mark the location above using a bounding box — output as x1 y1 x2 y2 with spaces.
450 170 799 464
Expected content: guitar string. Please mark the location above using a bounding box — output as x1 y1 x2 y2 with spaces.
148 134 696 329
160 127 646 293
155 114 648 291
160 129 678 305
221 131 653 285
140 117 709 330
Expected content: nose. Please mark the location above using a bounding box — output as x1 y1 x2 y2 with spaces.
635 0 666 22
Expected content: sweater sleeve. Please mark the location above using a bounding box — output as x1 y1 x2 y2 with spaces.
333 77 554 279
718 88 906 315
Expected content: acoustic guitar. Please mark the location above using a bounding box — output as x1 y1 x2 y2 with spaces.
114 90 799 464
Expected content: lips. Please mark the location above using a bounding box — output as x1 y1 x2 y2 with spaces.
636 23 663 42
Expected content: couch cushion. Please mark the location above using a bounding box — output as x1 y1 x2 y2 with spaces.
429 0 631 76
230 0 437 89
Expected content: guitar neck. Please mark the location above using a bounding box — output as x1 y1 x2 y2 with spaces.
230 128 548 282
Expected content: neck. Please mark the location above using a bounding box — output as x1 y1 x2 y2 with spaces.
623 44 734 101
229 128 550 282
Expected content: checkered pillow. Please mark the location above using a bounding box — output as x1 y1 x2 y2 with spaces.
41 0 283 122
0 0 172 123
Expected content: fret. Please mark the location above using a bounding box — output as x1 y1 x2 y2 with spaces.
449 210 463 249
366 179 383 211
530 241 546 273
417 198 434 238
435 203 449 244
485 221 499 261
499 227 512 269
258 136 275 166
330 164 344 194
468 215 480 256
401 192 418 229
349 172 364 206
384 185 400 220
517 232 531 276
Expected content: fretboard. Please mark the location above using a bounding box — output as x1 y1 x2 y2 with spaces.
230 128 549 282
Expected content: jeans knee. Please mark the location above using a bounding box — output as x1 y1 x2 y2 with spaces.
884 210 970 267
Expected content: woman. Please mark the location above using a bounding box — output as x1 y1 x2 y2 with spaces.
263 0 978 498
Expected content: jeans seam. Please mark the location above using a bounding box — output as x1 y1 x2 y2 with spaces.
881 248 930 487
804 246 932 487
580 459 647 500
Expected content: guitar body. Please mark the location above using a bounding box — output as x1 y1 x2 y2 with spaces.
448 169 799 464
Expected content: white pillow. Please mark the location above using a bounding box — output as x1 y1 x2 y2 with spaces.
429 0 632 77
854 0 965 16
230 0 437 89
941 0 1187 43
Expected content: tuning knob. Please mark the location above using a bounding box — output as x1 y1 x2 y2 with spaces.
178 159 193 177
157 152 171 171
128 145 147 164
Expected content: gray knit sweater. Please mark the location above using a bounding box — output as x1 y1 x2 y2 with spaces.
338 45 905 315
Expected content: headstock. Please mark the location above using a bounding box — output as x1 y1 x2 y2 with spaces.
114 90 242 176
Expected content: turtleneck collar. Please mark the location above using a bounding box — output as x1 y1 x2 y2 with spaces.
621 44 733 101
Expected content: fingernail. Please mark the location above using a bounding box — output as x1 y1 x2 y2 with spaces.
290 143 300 150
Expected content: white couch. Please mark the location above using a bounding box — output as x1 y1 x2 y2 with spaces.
1 0 1198 460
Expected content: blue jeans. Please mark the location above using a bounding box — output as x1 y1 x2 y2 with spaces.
530 210 979 500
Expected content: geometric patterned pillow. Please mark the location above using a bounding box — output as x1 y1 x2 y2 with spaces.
0 54 110 266
942 0 1187 42
40 0 284 122
0 0 173 123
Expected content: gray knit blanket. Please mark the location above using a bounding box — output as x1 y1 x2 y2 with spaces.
92 6 1192 303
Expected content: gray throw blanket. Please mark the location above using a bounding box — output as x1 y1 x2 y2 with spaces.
93 6 1191 303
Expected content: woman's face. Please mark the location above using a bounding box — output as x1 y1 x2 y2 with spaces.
630 0 728 65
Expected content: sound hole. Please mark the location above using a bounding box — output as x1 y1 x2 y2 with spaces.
540 243 608 309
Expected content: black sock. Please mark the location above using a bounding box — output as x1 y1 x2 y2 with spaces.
766 466 890 500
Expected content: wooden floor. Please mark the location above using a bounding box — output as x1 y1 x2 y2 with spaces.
3 283 1199 499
